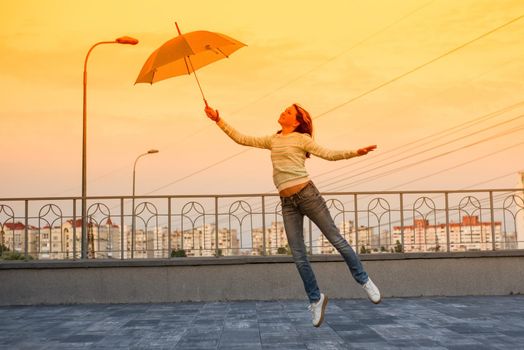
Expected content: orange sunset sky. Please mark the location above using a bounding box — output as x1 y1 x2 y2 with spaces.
1 0 523 198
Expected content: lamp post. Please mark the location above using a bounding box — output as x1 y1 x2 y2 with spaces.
82 36 139 259
131 149 159 258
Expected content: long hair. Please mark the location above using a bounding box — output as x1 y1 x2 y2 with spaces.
278 104 314 158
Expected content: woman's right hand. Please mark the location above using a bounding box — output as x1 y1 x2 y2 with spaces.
205 105 220 122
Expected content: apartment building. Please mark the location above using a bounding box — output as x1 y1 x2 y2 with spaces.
392 215 506 252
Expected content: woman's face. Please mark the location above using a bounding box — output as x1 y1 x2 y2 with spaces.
278 105 300 129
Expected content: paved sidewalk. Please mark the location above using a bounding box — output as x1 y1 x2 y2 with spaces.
1 296 523 349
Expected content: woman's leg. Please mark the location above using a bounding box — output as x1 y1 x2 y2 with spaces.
298 184 369 285
281 196 321 303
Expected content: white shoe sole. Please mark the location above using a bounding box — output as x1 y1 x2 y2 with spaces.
370 296 382 305
314 295 329 327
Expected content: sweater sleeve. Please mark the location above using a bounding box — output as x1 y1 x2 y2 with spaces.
216 118 272 149
301 134 359 161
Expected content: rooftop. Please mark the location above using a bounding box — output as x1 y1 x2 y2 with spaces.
1 295 523 349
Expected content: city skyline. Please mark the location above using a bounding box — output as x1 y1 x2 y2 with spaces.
1 213 519 260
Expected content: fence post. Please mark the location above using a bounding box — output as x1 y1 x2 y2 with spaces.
489 191 496 251
168 197 172 258
72 199 77 259
120 198 124 259
82 200 88 259
215 196 220 257
399 193 404 253
445 192 450 252
24 200 29 259
261 195 266 256
354 194 359 253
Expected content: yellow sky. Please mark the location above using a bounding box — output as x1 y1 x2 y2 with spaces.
1 0 523 197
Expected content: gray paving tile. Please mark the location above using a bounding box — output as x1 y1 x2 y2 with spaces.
346 342 400 350
219 344 262 350
305 342 348 350
0 296 523 349
260 332 304 345
224 319 258 329
219 329 260 344
262 345 307 350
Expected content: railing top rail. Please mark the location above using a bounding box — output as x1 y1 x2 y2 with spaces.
0 188 522 201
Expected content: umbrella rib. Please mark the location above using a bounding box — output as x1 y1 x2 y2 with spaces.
182 56 191 75
151 68 157 84
216 48 229 58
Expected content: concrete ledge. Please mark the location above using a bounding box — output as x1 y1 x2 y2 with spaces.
1 251 523 305
3 250 524 269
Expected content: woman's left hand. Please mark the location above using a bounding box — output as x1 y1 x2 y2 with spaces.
357 145 377 156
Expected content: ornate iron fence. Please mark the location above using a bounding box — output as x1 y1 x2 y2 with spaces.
0 189 522 260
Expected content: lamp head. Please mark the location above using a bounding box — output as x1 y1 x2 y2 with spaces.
116 36 139 45
148 149 159 154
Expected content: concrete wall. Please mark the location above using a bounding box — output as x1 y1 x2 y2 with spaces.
1 251 523 305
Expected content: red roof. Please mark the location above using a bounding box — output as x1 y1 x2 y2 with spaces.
66 219 95 228
3 222 25 230
2 222 38 230
394 216 501 230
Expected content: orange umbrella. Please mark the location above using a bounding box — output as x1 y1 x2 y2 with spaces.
136 23 246 105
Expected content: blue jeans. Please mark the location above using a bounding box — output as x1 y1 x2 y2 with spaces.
281 181 369 303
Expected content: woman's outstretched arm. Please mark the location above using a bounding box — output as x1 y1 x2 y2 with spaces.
205 105 271 149
301 134 376 160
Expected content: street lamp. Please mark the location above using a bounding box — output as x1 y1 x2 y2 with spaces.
82 36 139 259
131 149 159 258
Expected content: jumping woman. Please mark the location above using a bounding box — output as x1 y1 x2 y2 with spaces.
205 103 381 327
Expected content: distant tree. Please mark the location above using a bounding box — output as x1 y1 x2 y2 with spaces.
216 249 223 257
171 249 187 257
1 250 33 261
360 246 371 254
380 246 387 252
435 236 441 252
394 240 403 253
277 246 287 255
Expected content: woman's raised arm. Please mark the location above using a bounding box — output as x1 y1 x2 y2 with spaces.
204 105 271 150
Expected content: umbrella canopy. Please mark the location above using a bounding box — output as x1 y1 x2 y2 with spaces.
136 29 246 84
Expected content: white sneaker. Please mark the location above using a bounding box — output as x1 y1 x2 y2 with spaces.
362 278 381 304
308 293 328 327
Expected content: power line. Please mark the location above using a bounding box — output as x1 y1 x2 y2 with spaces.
461 171 522 189
327 123 524 191
313 14 524 121
145 149 251 194
320 113 524 189
314 104 524 186
384 140 524 190
313 100 524 181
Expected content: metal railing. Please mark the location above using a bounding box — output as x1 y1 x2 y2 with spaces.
0 188 523 260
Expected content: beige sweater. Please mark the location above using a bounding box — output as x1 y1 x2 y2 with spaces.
217 118 359 191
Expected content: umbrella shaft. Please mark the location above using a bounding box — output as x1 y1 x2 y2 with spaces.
187 56 207 104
